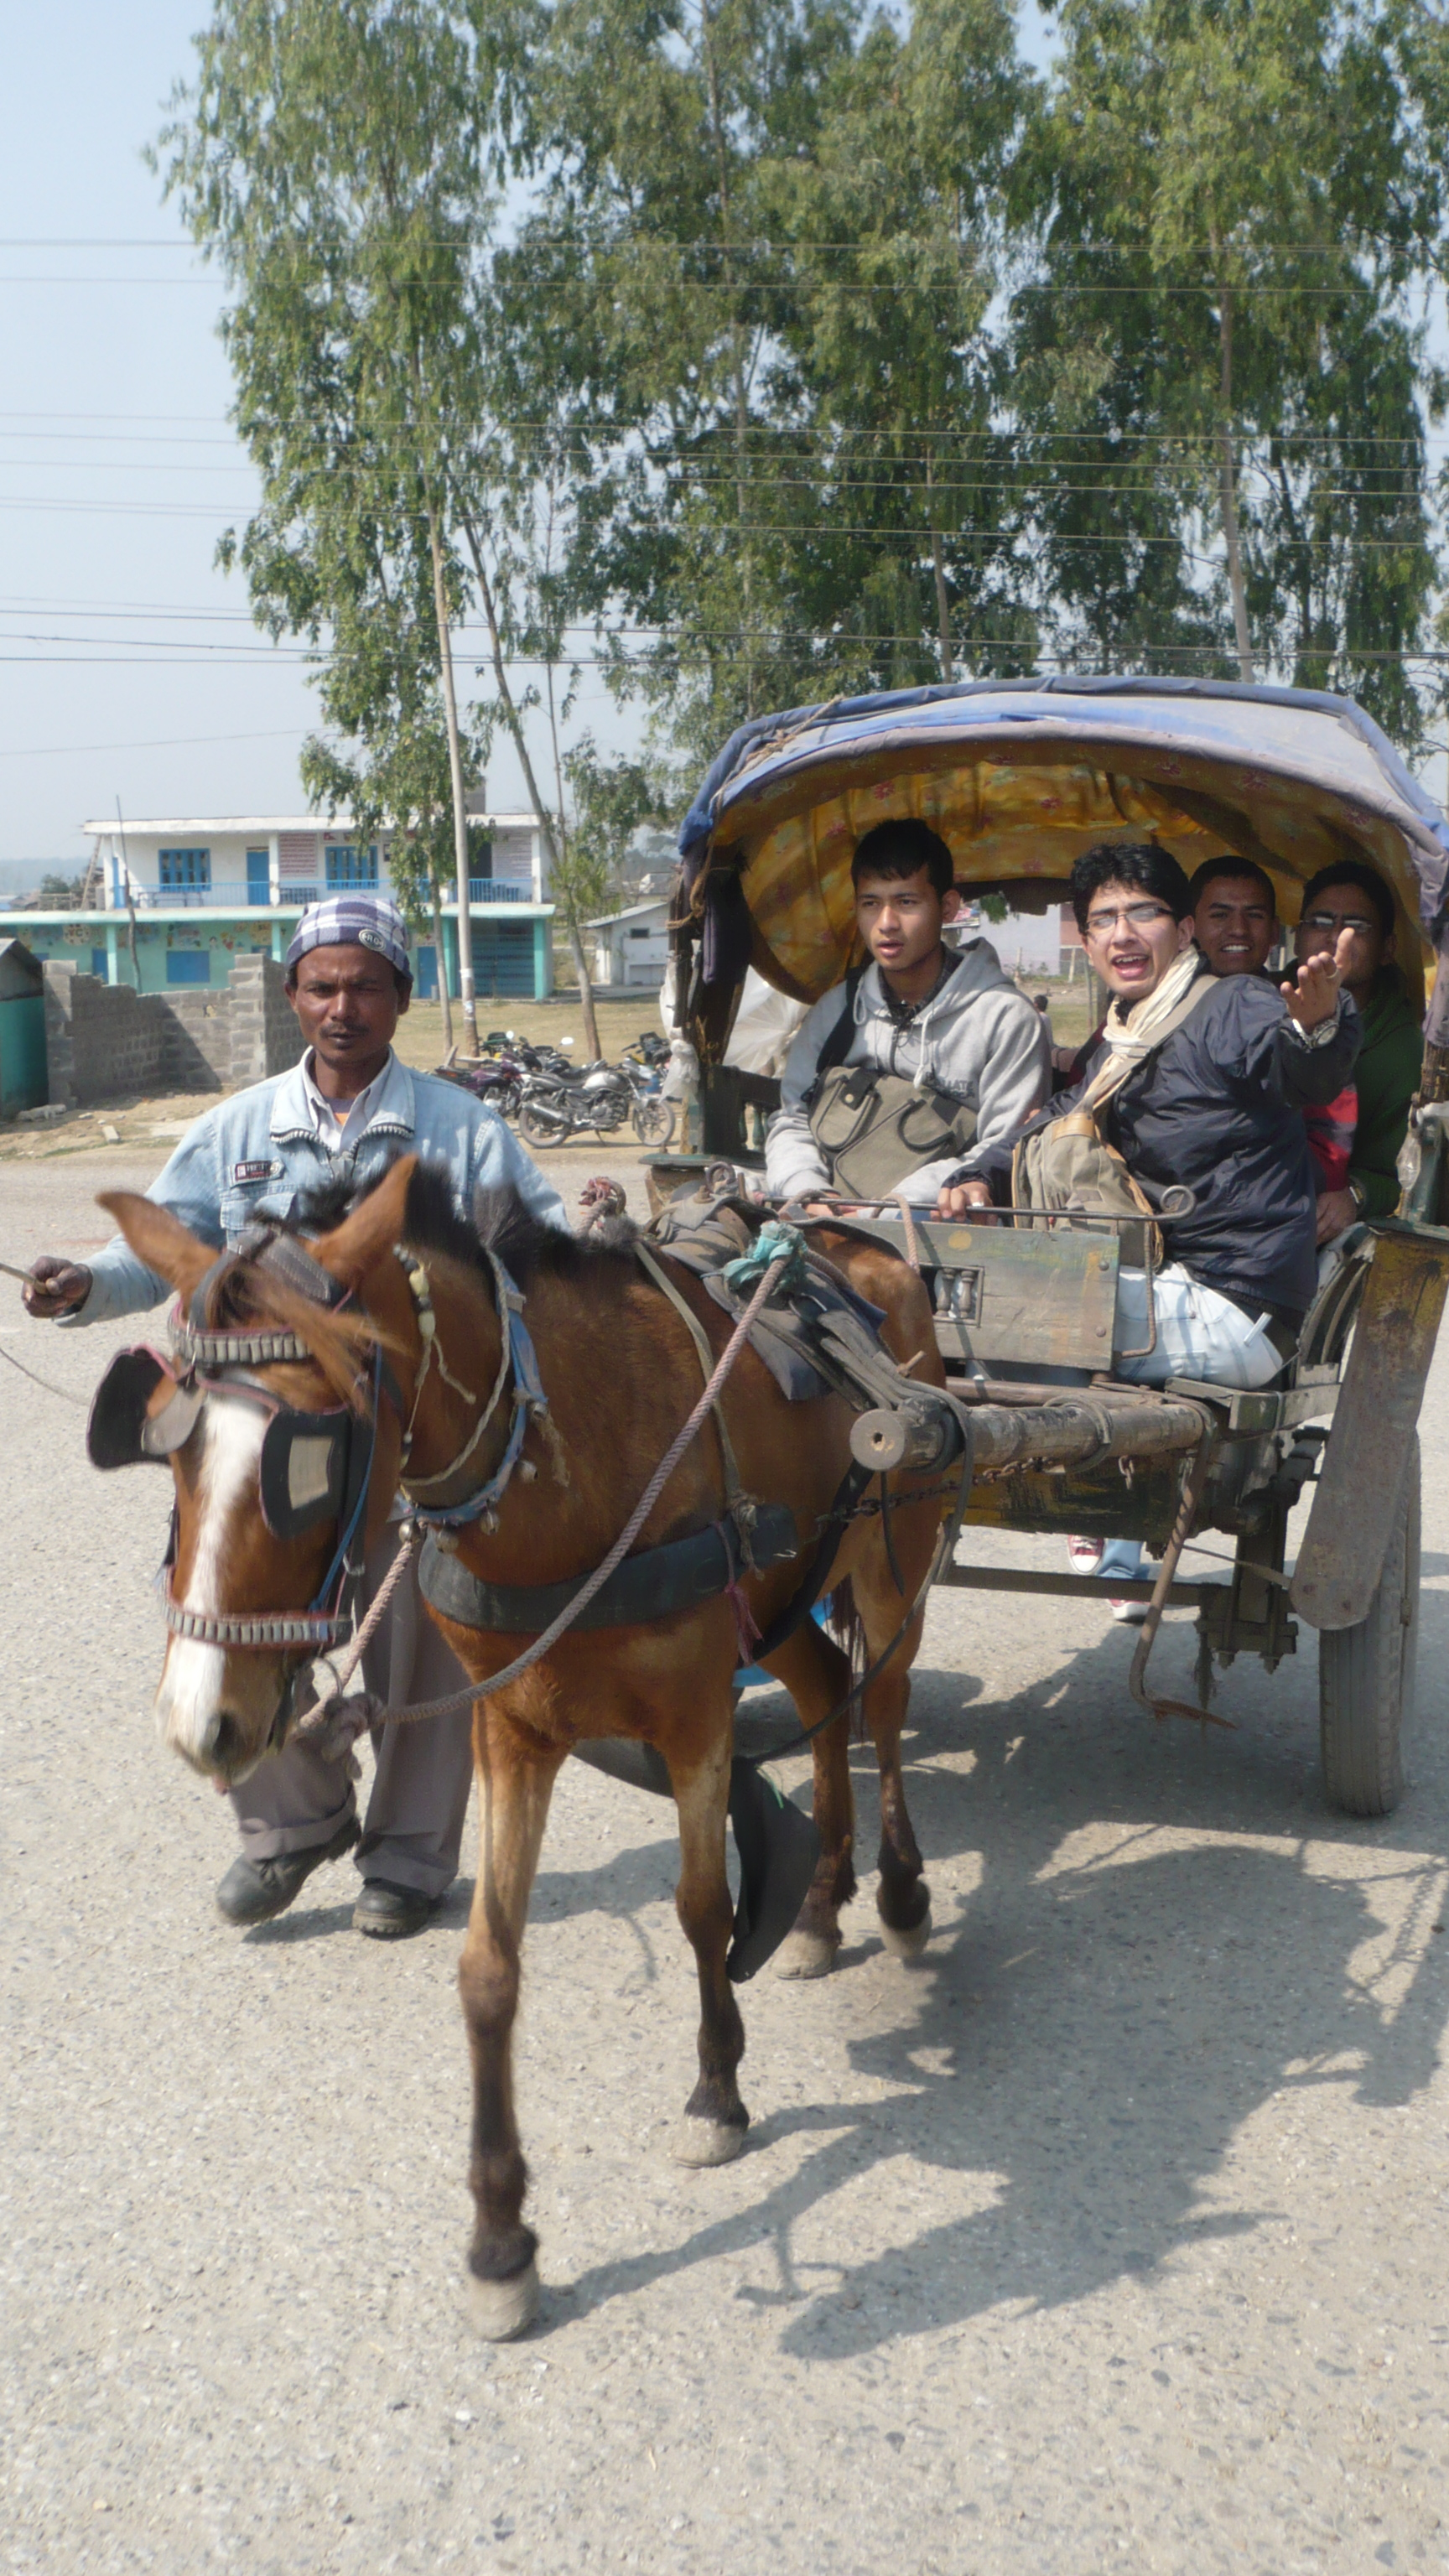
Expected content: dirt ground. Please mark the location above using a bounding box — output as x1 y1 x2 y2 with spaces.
6 1141 1449 2573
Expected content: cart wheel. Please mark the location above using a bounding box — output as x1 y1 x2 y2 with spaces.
632 1097 675 1148
1319 1433 1420 1817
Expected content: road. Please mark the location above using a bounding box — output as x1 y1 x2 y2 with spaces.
4 1141 1449 2573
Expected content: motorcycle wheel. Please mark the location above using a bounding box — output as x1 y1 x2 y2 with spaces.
632 1097 676 1147
519 1096 573 1148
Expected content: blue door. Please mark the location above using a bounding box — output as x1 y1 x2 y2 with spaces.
247 848 270 906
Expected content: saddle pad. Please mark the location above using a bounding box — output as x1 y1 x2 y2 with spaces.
647 1194 892 1406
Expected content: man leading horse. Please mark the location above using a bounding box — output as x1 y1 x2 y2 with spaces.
25 893 567 1939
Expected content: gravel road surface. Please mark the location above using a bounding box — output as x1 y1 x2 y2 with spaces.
4 1145 1449 2573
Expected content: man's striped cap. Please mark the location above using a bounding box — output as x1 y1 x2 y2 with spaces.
284 894 411 980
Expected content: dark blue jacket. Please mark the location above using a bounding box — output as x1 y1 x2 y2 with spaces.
963 969 1361 1320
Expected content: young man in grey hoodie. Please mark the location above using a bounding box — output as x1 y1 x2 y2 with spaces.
765 818 1052 1206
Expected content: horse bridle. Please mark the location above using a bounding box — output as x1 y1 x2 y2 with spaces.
87 1221 550 1654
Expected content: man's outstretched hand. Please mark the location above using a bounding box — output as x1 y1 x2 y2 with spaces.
934 1178 997 1225
1282 927 1356 1031
23 1254 92 1319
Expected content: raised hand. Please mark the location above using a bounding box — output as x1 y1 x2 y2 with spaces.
1282 925 1356 1030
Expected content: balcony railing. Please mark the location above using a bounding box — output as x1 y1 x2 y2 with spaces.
106 875 538 911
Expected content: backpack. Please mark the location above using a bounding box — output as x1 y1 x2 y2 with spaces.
1012 971 1215 1266
806 967 979 1202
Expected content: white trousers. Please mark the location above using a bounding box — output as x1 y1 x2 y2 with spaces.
1112 1264 1284 1389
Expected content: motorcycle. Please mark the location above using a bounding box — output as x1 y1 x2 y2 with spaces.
517 1054 676 1150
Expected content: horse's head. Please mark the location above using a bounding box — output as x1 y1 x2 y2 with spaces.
93 1158 426 1785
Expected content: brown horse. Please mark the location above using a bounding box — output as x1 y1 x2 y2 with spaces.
96 1156 948 2336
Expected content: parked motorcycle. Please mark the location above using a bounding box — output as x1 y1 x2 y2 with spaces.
517 1053 675 1149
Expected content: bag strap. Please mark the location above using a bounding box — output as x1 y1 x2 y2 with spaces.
808 966 867 1094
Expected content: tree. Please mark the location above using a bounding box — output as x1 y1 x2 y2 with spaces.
764 0 1040 690
155 0 517 1052
1019 0 1448 738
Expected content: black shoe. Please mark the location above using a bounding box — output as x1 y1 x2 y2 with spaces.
216 1815 360 1927
352 1878 443 1940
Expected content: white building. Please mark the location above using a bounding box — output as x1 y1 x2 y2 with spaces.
80 807 552 911
60 808 557 1000
584 896 672 990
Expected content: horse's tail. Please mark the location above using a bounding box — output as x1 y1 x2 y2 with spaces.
825 1577 870 1741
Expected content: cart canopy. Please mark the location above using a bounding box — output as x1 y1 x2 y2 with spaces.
676 676 1449 1048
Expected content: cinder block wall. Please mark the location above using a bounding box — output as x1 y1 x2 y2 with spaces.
41 953 303 1108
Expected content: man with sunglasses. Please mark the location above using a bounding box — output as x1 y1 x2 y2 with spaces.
935 842 1360 1388
1293 862 1422 1244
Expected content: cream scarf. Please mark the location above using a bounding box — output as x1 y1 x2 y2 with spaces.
1078 944 1208 1116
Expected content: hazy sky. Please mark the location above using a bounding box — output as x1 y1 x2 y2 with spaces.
1 0 644 866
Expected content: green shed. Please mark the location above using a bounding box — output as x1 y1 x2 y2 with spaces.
0 939 48 1114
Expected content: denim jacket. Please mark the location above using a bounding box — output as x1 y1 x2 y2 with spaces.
64 1051 569 1327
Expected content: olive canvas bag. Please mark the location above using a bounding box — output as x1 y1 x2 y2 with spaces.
806 968 979 1201
1012 970 1216 1266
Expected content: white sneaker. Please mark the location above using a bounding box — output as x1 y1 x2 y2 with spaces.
1109 1598 1150 1625
1067 1537 1104 1574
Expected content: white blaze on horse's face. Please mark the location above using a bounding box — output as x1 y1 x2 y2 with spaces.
153 1395 278 1780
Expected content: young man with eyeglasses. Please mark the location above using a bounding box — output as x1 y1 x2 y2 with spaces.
1293 861 1423 1245
935 842 1360 1389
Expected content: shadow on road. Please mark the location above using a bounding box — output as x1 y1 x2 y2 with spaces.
532 1597 1449 2350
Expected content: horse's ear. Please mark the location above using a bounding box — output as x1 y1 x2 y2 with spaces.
96 1191 216 1303
309 1153 419 1291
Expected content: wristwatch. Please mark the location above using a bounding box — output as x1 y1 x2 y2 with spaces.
1348 1177 1368 1216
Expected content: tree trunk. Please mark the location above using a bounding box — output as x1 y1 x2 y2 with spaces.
423 501 479 1055
927 449 954 683
543 657 602 1062
699 0 754 717
1211 260 1254 683
458 506 602 1062
430 863 454 1053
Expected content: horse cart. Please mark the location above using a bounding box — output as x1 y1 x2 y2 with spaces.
661 677 1449 1816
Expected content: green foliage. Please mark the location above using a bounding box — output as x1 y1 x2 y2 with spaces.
156 0 1449 827
1018 0 1448 741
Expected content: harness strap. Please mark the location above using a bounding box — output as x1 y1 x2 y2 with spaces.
418 1504 799 1637
164 1593 348 1650
632 1239 747 1517
401 1246 552 1530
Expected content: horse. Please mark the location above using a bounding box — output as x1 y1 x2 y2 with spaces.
93 1155 950 2337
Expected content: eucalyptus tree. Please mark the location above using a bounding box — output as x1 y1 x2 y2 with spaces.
504 0 870 764
763 0 1039 690
1018 0 1448 739
156 0 532 1052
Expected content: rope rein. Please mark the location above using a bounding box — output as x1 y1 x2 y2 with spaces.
292 1247 797 1757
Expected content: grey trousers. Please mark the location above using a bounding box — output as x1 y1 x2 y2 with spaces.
228 1520 476 1898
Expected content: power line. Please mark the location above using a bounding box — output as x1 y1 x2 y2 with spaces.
2 408 1446 451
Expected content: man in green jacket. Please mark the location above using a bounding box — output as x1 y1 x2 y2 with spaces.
1293 859 1423 1239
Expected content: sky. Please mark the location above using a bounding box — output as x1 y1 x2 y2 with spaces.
0 0 641 871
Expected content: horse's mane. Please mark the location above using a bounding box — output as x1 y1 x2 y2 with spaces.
402 1160 638 1289
200 1159 636 1409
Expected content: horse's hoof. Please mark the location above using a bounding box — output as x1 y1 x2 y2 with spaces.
670 2115 748 2168
464 2258 540 2341
773 1929 837 1981
880 1901 932 1961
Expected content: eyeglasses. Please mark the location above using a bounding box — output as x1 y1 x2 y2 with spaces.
1084 901 1175 933
1300 910 1377 936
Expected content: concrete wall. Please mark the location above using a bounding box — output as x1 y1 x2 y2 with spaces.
40 952 303 1109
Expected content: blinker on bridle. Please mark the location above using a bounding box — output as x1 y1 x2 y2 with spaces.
87 1225 392 1653
86 1217 550 1653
